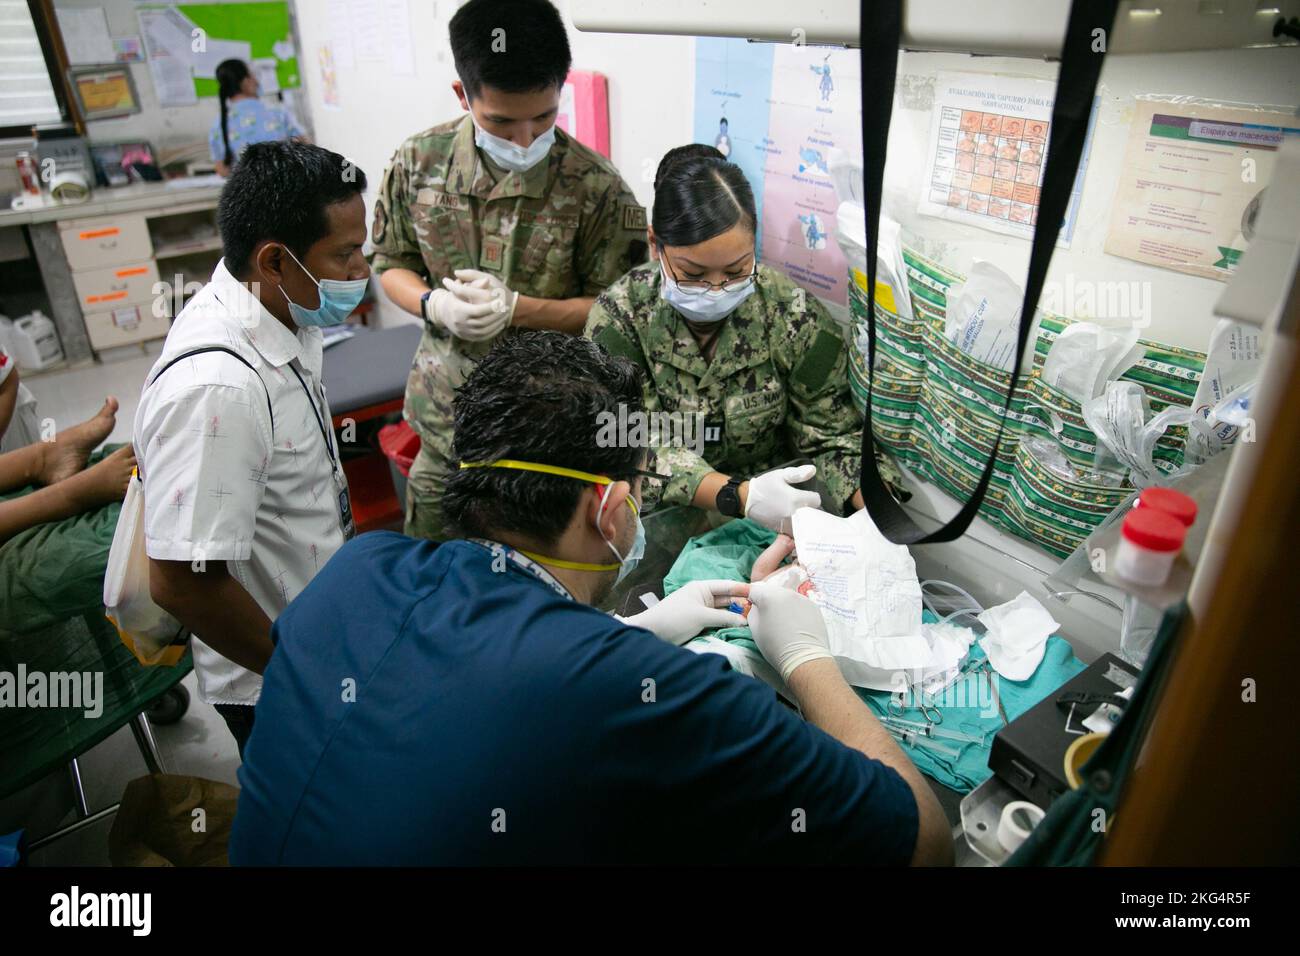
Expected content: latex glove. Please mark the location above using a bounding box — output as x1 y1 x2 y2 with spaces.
450 268 518 324
617 580 749 646
747 581 833 682
424 286 507 342
744 464 821 534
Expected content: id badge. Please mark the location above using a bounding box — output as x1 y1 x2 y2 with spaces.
335 472 356 540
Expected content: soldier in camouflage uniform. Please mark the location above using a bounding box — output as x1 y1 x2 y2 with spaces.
587 146 907 529
368 0 646 540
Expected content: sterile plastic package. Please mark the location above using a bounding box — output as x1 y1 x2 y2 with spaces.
1083 381 1194 488
943 260 1030 372
789 508 976 690
1040 321 1144 405
1185 319 1262 465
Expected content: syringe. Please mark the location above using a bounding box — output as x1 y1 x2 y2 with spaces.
881 714 986 745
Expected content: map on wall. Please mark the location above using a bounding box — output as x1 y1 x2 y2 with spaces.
693 38 861 308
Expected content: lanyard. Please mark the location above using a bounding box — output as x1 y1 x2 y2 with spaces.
288 363 337 474
469 539 574 601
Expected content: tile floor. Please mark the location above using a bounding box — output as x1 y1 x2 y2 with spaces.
4 345 242 866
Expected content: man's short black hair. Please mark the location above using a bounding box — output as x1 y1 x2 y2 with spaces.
218 141 366 278
449 0 572 99
444 330 645 544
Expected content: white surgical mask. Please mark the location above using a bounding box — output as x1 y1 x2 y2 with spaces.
599 482 646 585
659 262 756 324
473 121 556 173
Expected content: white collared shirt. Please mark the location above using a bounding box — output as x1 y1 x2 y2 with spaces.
134 259 348 705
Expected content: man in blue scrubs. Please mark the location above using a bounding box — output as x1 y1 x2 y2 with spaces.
229 331 951 865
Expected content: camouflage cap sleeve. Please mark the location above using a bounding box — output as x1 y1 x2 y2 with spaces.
368 145 424 276
575 177 649 297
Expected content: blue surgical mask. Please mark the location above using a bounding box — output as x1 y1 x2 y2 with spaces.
659 262 757 324
600 483 646 585
473 121 556 173
278 246 369 328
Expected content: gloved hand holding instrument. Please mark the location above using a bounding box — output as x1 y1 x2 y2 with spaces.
619 579 750 646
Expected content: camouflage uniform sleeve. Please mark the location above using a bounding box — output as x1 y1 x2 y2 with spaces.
368 145 425 276
574 176 648 297
586 290 709 510
778 298 864 513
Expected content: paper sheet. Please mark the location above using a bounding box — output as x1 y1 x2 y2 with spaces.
57 8 116 66
352 0 385 60
327 0 355 70
1105 99 1300 281
384 0 415 77
138 9 198 107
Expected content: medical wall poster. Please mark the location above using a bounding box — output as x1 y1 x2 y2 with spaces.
137 2 300 100
1104 99 1300 282
694 38 861 308
918 72 1097 247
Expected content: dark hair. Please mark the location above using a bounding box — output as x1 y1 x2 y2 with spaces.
443 330 645 544
449 0 572 99
216 58 251 168
218 141 367 278
651 151 757 247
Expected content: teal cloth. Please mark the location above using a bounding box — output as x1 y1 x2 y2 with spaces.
661 519 1087 793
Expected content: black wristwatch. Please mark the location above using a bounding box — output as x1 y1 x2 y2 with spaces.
420 289 433 321
715 477 745 517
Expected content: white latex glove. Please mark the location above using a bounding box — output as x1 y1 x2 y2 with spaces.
450 268 518 324
424 286 508 342
617 580 748 646
747 581 833 682
744 464 821 534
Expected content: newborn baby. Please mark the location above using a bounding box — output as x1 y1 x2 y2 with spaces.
730 534 815 618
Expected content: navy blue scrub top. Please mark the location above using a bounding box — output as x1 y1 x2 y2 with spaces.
229 533 919 865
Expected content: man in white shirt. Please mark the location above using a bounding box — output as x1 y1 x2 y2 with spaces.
134 141 370 755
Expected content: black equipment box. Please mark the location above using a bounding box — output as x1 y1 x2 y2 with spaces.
988 653 1140 810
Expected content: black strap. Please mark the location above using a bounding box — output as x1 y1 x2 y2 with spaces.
287 363 338 473
857 0 1119 544
149 346 274 435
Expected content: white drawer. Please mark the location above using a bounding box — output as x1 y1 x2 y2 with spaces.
83 302 171 351
72 259 160 311
60 215 153 271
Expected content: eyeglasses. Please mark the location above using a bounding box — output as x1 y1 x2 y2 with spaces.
620 468 672 511
660 249 758 294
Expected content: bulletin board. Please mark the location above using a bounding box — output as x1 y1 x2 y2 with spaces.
137 1 300 99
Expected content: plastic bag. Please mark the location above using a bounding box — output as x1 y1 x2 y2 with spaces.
103 471 188 667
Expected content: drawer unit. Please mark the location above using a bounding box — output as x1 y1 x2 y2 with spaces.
72 259 161 311
82 302 171 350
59 214 153 271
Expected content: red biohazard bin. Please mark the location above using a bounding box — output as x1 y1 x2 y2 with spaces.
378 420 420 506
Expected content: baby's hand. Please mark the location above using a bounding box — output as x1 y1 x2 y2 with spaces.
750 534 796 582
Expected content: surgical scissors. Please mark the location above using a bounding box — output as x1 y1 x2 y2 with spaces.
888 672 943 724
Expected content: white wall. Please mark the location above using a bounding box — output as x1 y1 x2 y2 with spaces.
884 47 1300 353
293 0 693 327
52 0 310 166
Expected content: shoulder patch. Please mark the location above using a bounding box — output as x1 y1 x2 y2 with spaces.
371 202 388 244
621 204 647 231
